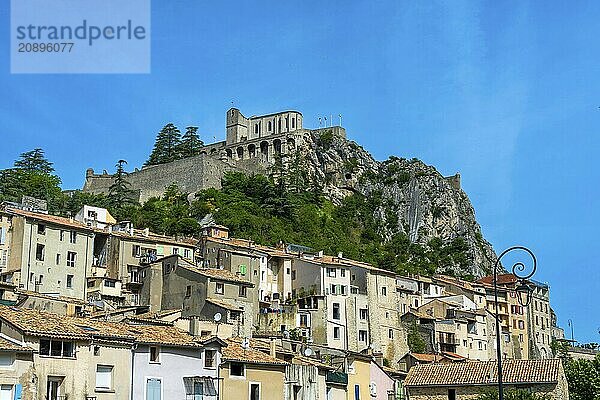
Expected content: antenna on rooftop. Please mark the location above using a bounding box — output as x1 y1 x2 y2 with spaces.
339 114 342 127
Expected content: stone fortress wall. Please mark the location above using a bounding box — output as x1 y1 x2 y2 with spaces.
83 108 346 202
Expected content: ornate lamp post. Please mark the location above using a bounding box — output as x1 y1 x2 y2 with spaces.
493 246 537 400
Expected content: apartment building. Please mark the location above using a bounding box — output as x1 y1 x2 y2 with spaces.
1 207 95 300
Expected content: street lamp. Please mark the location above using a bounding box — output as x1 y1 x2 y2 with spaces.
493 246 537 400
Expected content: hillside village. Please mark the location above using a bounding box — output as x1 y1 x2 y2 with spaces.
0 197 572 399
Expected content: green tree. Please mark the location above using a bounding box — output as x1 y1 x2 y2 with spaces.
564 356 600 400
407 322 426 353
13 148 54 173
0 148 64 212
178 126 203 158
145 123 182 165
108 160 137 211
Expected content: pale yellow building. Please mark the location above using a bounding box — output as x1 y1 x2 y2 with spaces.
220 338 287 400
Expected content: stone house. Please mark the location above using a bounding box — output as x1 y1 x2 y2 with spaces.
416 297 488 360
199 235 294 308
0 305 136 400
0 336 35 400
130 324 226 400
404 359 569 400
139 255 256 337
1 207 95 301
91 222 197 307
220 338 288 400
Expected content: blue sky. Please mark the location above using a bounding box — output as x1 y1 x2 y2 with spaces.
1 1 599 342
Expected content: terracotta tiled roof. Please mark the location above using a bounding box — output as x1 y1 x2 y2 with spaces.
6 208 92 231
292 355 334 370
404 359 563 387
0 336 33 352
410 353 448 363
0 305 135 340
477 274 519 286
126 324 199 347
177 259 254 285
222 338 287 365
16 290 88 305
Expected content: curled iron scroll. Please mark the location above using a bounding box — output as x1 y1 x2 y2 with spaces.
495 246 537 280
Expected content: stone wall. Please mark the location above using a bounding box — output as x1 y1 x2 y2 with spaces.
406 383 566 400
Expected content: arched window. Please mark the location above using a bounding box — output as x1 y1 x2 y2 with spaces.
268 121 272 132
255 124 259 134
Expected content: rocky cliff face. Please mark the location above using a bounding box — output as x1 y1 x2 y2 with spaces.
296 130 496 277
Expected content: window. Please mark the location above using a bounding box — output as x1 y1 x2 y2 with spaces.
332 303 340 320
66 275 73 288
291 270 296 280
239 286 247 297
149 346 160 363
388 329 394 339
215 283 224 294
56 253 61 265
333 327 340 339
104 280 116 288
39 339 74 358
96 365 113 391
38 224 46 235
186 285 192 298
448 388 456 400
67 251 76 267
250 383 260 400
69 231 77 244
518 320 525 329
340 269 346 277
239 264 247 275
205 349 216 368
230 362 244 376
359 308 368 320
0 353 13 367
36 244 45 261
94 346 100 356
38 275 43 284
340 285 346 295
59 230 65 241
381 286 387 296
173 247 179 255
0 227 4 245
184 249 191 259
327 268 336 278
359 330 367 342
300 314 308 327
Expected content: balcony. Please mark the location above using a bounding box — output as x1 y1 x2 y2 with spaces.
326 371 348 385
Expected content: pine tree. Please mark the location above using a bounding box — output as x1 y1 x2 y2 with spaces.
14 148 54 173
145 123 182 165
178 126 204 158
108 160 136 206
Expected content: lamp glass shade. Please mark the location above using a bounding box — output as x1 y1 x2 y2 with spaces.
516 282 532 306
